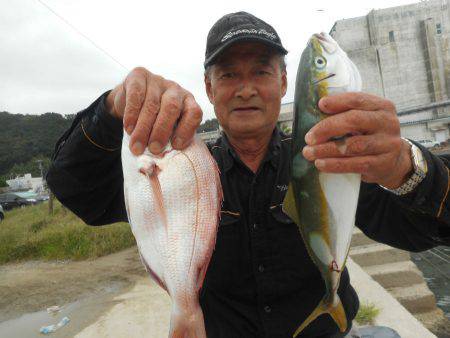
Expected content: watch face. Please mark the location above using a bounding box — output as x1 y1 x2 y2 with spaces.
411 144 428 174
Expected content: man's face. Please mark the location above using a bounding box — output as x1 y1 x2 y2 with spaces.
205 42 287 139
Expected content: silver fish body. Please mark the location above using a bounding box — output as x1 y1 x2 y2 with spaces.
283 32 362 337
121 134 222 338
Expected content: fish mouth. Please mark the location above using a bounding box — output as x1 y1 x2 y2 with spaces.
312 73 336 85
315 32 328 42
313 32 338 53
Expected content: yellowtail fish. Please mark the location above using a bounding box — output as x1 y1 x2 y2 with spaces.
282 32 362 337
121 135 222 338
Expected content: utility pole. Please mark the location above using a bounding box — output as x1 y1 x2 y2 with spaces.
36 160 43 178
49 191 54 215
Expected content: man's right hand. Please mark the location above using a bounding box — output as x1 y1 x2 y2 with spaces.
105 67 203 155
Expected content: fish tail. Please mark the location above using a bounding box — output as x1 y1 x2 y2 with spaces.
328 295 347 333
293 294 347 337
169 302 206 338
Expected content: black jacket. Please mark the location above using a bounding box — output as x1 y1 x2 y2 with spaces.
46 92 450 338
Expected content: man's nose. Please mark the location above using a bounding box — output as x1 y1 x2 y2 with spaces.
236 80 257 100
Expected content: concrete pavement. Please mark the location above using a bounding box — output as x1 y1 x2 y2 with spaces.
75 257 435 338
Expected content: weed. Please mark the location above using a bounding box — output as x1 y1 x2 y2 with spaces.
355 301 381 325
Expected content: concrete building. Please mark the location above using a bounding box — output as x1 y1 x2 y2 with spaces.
6 173 44 192
199 1 450 144
198 129 221 143
330 0 450 143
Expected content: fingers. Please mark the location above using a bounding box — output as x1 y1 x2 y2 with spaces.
314 153 392 176
305 109 396 145
319 92 396 114
129 79 162 155
147 84 184 154
302 134 401 161
117 67 202 155
306 135 406 186
123 68 148 135
313 150 407 187
302 92 408 187
172 95 203 150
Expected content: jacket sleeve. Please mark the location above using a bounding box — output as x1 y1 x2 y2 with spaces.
356 141 450 252
46 91 128 226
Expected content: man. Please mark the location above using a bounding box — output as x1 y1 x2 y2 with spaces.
47 12 449 338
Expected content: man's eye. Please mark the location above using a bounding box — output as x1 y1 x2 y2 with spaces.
220 73 234 79
257 70 270 76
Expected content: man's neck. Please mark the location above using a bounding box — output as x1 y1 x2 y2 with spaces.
226 131 273 173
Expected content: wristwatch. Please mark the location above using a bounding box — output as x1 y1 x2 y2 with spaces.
381 138 428 196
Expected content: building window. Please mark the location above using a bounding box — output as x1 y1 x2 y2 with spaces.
389 30 395 42
436 23 442 34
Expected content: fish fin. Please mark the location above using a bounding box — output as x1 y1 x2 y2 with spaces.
282 183 301 225
196 263 209 292
328 295 347 333
169 303 207 338
292 295 347 337
139 252 167 292
147 167 167 228
293 298 326 337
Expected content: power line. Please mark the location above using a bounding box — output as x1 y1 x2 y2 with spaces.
35 0 128 71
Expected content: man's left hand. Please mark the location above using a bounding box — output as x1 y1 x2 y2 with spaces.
302 92 413 189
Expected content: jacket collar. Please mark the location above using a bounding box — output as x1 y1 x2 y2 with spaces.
219 126 282 173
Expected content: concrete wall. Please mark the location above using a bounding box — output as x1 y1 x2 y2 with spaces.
330 0 450 142
401 122 433 140
198 1 450 145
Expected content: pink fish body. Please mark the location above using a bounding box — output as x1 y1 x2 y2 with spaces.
121 134 222 338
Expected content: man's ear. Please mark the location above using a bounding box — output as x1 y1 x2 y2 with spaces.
281 71 287 98
204 73 214 104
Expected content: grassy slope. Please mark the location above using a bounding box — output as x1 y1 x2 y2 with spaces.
0 201 135 263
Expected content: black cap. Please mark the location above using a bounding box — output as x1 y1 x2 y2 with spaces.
204 11 288 68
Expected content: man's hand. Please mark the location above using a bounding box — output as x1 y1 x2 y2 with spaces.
106 67 202 155
301 92 413 189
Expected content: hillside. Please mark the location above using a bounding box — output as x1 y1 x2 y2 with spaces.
0 111 218 184
0 112 75 179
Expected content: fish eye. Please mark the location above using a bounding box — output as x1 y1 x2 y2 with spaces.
314 56 327 69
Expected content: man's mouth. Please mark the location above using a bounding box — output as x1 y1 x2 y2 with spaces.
232 106 260 112
313 73 336 85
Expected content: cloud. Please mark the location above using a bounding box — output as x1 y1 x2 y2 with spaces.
1 0 417 119
0 0 125 115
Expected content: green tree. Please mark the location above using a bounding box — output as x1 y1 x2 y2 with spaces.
197 118 219 133
0 111 74 176
0 176 7 187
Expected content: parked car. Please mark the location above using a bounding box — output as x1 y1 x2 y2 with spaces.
0 205 4 221
14 191 39 204
0 193 35 211
417 139 440 148
35 195 50 202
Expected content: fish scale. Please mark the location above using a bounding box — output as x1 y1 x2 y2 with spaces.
122 134 222 338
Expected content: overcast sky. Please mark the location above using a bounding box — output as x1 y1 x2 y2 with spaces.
1 0 417 120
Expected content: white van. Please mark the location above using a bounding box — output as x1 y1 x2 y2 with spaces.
417 139 440 148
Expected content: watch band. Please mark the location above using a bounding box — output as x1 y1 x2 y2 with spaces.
381 138 428 196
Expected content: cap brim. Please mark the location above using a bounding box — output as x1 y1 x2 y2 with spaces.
204 35 288 68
